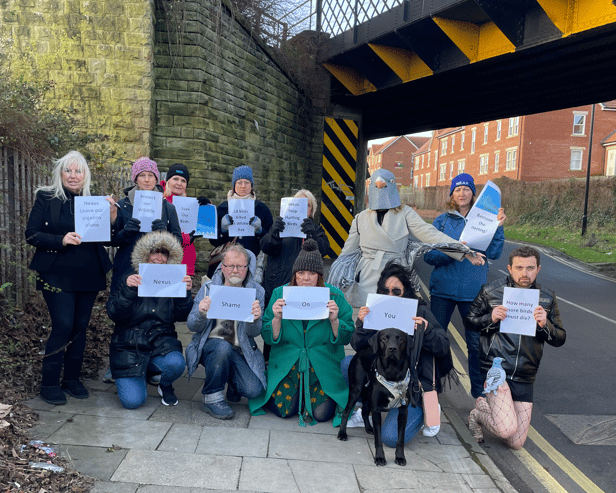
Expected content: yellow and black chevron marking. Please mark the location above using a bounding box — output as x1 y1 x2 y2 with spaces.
320 117 358 258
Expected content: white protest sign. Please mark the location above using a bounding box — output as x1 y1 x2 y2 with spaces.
459 180 501 251
363 294 418 334
74 196 110 242
196 204 217 239
207 285 256 322
133 190 163 232
279 197 308 238
138 264 187 298
282 286 330 320
499 287 540 336
228 199 255 237
173 196 199 233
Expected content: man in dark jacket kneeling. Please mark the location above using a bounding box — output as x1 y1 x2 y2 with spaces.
107 231 193 409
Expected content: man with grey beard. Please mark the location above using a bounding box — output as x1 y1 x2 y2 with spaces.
185 245 267 419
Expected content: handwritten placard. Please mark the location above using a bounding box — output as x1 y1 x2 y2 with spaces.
282 286 330 320
138 264 187 298
133 190 163 232
207 285 256 322
173 196 199 233
279 197 308 238
459 180 501 251
196 204 217 239
363 294 418 334
74 196 110 242
499 287 539 336
228 199 255 237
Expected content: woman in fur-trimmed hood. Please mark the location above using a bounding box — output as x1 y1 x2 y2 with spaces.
106 231 193 409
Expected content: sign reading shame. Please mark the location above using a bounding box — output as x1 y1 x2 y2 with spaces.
196 204 217 239
138 264 187 298
459 180 501 251
282 286 330 320
364 294 418 334
228 199 255 237
207 285 257 322
75 196 110 242
279 197 308 238
173 196 199 233
133 190 163 232
499 287 540 336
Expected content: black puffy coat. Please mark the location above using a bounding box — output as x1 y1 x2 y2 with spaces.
106 231 192 379
464 276 566 384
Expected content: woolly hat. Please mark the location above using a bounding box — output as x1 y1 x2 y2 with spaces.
132 157 160 183
232 165 254 187
450 173 476 196
292 239 324 276
166 163 190 184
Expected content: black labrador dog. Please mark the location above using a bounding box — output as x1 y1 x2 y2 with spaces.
338 328 414 466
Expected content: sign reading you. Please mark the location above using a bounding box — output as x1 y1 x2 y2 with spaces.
363 294 418 334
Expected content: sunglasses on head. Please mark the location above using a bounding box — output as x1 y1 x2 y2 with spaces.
377 287 403 296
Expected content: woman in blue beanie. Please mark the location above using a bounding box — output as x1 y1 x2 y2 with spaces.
423 173 506 402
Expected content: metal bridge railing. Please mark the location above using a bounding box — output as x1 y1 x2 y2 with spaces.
316 0 404 38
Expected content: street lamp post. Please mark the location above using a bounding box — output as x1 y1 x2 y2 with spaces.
581 103 595 236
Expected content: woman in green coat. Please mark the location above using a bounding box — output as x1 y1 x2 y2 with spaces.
249 239 354 427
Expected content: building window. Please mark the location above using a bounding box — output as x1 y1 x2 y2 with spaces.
421 154 425 168
496 120 502 140
414 176 418 188
451 135 455 151
439 163 446 181
570 148 583 170
414 157 419 170
494 151 500 172
426 173 431 187
457 159 465 174
479 154 489 174
434 150 438 167
573 113 586 136
505 148 517 170
471 129 476 153
420 175 423 188
441 139 447 156
449 162 454 179
483 125 488 144
508 117 519 137
428 152 431 169
461 132 465 150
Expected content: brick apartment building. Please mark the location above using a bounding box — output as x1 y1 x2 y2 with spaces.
368 135 430 187
410 103 616 189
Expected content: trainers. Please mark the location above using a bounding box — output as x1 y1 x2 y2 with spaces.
203 400 235 419
61 380 89 399
158 384 178 406
347 407 365 428
102 368 115 384
147 372 162 386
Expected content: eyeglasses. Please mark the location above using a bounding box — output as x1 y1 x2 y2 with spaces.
222 264 248 271
377 288 403 296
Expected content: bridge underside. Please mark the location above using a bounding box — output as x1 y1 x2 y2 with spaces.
319 0 616 139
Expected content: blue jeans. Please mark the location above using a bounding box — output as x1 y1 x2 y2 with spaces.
200 338 264 399
340 355 424 447
115 351 185 409
430 296 483 398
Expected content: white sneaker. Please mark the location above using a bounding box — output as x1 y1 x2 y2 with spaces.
347 407 365 428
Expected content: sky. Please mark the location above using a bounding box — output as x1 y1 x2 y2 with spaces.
368 131 433 146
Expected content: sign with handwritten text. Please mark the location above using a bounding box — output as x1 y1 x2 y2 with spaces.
138 264 187 298
459 180 501 251
196 204 217 239
133 190 163 232
363 294 418 334
74 196 110 242
279 197 308 238
499 287 539 336
172 196 199 233
228 199 255 237
282 286 329 320
207 285 257 322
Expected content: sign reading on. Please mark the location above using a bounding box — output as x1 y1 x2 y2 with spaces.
173 196 199 233
279 197 308 238
499 287 540 336
74 196 110 242
363 294 418 334
207 285 257 322
138 264 187 298
228 199 255 237
133 191 163 232
282 286 330 320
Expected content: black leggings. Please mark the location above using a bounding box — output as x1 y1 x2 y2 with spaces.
268 393 336 422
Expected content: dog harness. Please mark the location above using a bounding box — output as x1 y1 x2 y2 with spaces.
375 369 411 409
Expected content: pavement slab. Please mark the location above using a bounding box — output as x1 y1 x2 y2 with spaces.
60 444 129 480
157 423 202 453
195 426 270 457
288 460 360 493
238 457 300 493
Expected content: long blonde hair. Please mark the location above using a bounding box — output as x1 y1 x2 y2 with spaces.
35 151 91 200
294 189 318 218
